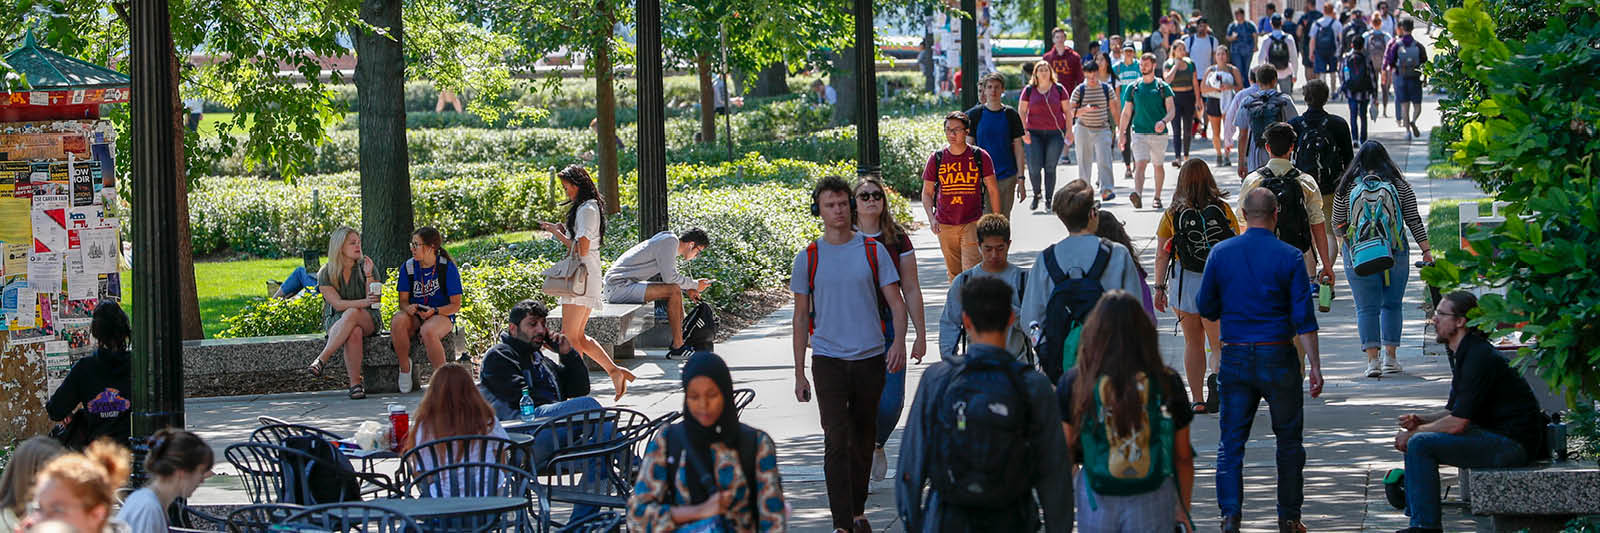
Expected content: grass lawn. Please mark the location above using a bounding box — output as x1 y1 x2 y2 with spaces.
1427 198 1499 258
126 230 536 338
196 112 254 137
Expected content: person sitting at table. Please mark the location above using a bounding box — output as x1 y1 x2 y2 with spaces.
477 299 601 422
627 351 787 532
115 429 214 533
408 363 511 485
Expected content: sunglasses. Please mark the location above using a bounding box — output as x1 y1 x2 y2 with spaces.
857 191 886 201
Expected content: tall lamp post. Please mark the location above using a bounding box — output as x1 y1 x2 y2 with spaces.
637 0 668 237
960 0 978 110
854 0 880 177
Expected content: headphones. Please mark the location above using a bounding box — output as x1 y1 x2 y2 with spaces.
810 186 856 217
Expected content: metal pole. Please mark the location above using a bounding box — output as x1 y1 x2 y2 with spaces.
720 24 734 163
130 0 185 437
1043 0 1057 53
637 0 668 237
854 0 881 177
960 0 979 110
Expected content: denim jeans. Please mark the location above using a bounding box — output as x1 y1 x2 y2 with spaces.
278 266 319 297
1231 49 1253 79
1216 343 1305 522
875 368 905 447
1343 247 1409 350
515 396 608 522
1025 129 1066 204
1074 125 1116 191
1347 98 1370 143
1404 429 1528 529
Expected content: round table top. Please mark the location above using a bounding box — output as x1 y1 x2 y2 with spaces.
363 495 526 518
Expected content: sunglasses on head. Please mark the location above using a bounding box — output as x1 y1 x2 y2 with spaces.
857 191 885 201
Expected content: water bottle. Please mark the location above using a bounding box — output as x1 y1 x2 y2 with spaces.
1548 412 1568 461
519 387 537 422
1318 281 1333 313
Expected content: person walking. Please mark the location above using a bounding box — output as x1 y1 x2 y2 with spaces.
305 227 382 399
629 352 788 532
1257 14 1300 104
1042 28 1085 104
1308 3 1343 98
1018 64 1072 212
1060 290 1197 532
964 73 1028 218
1068 60 1123 201
1364 13 1395 119
1241 123 1334 284
938 214 1031 362
1144 17 1179 78
1338 35 1377 143
1391 291 1546 533
1113 44 1142 183
1228 9 1259 76
1384 17 1427 139
923 112 1003 280
1201 47 1245 167
1197 187 1326 533
1118 52 1177 209
539 165 637 400
1164 41 1202 170
1235 65 1301 177
853 176 930 483
1154 160 1239 415
603 228 714 359
1295 1 1324 92
1258 3 1278 32
792 176 910 533
897 277 1071 533
1331 141 1433 377
115 429 213 533
1289 80 1355 269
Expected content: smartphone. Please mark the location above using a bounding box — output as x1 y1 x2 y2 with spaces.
801 388 811 402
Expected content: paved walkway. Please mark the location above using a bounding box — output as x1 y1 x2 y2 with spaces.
185 91 1492 530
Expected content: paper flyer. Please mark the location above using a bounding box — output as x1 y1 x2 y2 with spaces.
60 297 94 322
31 194 68 253
3 242 26 277
45 340 70 395
70 158 94 207
10 287 35 329
65 250 95 300
98 272 120 301
0 197 29 244
77 228 118 274
67 205 101 229
62 325 93 354
27 251 62 293
0 275 24 322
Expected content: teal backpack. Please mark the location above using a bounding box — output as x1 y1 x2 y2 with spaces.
1078 372 1176 507
1346 174 1404 278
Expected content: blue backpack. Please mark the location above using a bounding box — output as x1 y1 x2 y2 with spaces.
1314 21 1338 58
1346 174 1404 277
1035 240 1113 383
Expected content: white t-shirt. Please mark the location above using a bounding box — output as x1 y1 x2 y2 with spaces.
114 487 167 533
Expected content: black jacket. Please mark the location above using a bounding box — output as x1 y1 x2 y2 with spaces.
478 332 590 416
46 348 132 446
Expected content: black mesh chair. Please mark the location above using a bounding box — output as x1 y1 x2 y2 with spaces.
732 388 756 413
282 503 423 533
403 462 536 532
527 408 657 530
226 503 304 533
557 510 626 533
397 435 528 489
250 423 347 446
225 442 397 505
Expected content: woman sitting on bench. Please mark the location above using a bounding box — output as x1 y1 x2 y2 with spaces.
391 226 464 395
306 226 382 399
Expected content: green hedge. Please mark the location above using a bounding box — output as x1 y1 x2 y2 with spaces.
203 127 596 177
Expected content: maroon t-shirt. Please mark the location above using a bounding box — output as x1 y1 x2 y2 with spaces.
1043 47 1085 96
921 146 995 226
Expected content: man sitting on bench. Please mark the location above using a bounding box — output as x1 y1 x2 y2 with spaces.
1390 290 1546 533
602 227 713 358
478 299 601 421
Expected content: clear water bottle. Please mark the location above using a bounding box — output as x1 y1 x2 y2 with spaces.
519 387 537 422
1548 412 1568 461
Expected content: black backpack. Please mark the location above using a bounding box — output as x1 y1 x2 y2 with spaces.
682 301 717 351
663 422 763 525
1314 20 1338 57
1259 167 1315 252
280 435 361 505
1341 52 1374 95
1245 90 1291 149
1035 241 1113 383
1293 114 1343 193
1266 35 1292 70
1172 203 1236 274
930 350 1033 507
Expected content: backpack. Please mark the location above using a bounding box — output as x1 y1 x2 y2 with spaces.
1341 22 1368 53
682 301 717 351
1395 41 1424 78
1259 167 1315 252
280 435 362 505
1342 52 1374 94
1314 20 1338 58
1079 372 1176 500
1035 241 1113 383
663 423 762 527
952 270 1032 366
1071 82 1114 128
806 237 893 344
930 350 1033 507
1345 174 1404 277
1266 35 1292 69
1171 203 1236 274
1364 31 1392 67
1293 113 1343 193
1244 90 1290 149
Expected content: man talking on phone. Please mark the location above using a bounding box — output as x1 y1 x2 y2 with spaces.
477 299 599 422
601 227 715 358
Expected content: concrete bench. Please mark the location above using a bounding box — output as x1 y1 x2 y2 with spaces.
182 327 465 397
544 303 656 360
1468 464 1600 532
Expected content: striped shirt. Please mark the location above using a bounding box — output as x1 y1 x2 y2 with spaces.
1331 174 1429 245
1071 81 1116 130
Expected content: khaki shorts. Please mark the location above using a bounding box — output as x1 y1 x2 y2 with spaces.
1131 133 1168 163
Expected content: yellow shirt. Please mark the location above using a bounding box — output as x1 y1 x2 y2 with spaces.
1157 201 1242 239
1238 158 1326 226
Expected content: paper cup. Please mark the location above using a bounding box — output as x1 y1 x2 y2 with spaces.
368 282 383 309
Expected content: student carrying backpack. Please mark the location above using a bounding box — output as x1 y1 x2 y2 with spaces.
1035 240 1113 382
1171 202 1237 275
806 237 893 344
929 349 1033 508
950 270 1031 365
1394 39 1425 79
1313 20 1338 60
1245 90 1292 151
1259 167 1315 252
1079 372 1177 504
1345 174 1403 276
1341 52 1374 94
1266 34 1293 70
1294 113 1344 193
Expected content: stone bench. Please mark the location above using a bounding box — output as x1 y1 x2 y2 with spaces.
544 303 657 360
182 327 465 397
1468 464 1600 532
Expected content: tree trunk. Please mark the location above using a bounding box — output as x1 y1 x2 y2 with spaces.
594 29 621 215
831 48 857 126
355 0 414 273
1203 0 1231 45
1069 0 1091 55
168 53 202 340
696 54 716 144
750 62 789 97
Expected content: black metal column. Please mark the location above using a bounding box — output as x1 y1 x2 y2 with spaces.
853 0 880 177
637 0 668 237
961 0 979 110
1042 0 1057 53
1109 0 1123 37
130 0 185 437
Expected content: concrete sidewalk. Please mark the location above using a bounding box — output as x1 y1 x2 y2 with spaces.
185 94 1491 531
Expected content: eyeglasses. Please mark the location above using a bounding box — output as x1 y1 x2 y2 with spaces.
1434 311 1463 319
408 242 422 249
857 191 886 201
944 127 967 134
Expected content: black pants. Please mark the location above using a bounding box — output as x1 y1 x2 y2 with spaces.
1172 91 1197 160
813 354 887 530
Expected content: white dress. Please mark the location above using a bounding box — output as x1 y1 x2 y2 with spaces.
558 199 605 310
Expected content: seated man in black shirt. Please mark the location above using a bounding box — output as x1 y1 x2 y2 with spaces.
477 299 596 422
1391 291 1545 533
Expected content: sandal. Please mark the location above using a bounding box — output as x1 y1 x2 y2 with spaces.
1192 401 1209 414
1153 197 1164 209
307 357 326 378
348 383 366 400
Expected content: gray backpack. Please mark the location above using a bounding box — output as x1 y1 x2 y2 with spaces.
1395 41 1424 78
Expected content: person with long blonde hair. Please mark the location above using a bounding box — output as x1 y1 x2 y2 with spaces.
0 437 64 531
22 440 132 533
1017 58 1073 211
307 226 382 399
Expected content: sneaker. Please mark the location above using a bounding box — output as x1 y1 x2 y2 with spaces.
1221 515 1242 533
1129 191 1142 209
666 345 693 359
1101 188 1114 201
398 371 414 393
1382 354 1403 374
871 446 888 481
1030 195 1040 211
1280 519 1308 533
1366 359 1383 378
1171 159 1182 167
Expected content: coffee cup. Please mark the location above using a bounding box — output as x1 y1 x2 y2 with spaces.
368 282 383 309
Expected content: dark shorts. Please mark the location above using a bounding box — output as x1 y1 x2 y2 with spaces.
1314 55 1338 73
1395 76 1424 103
1205 97 1224 117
